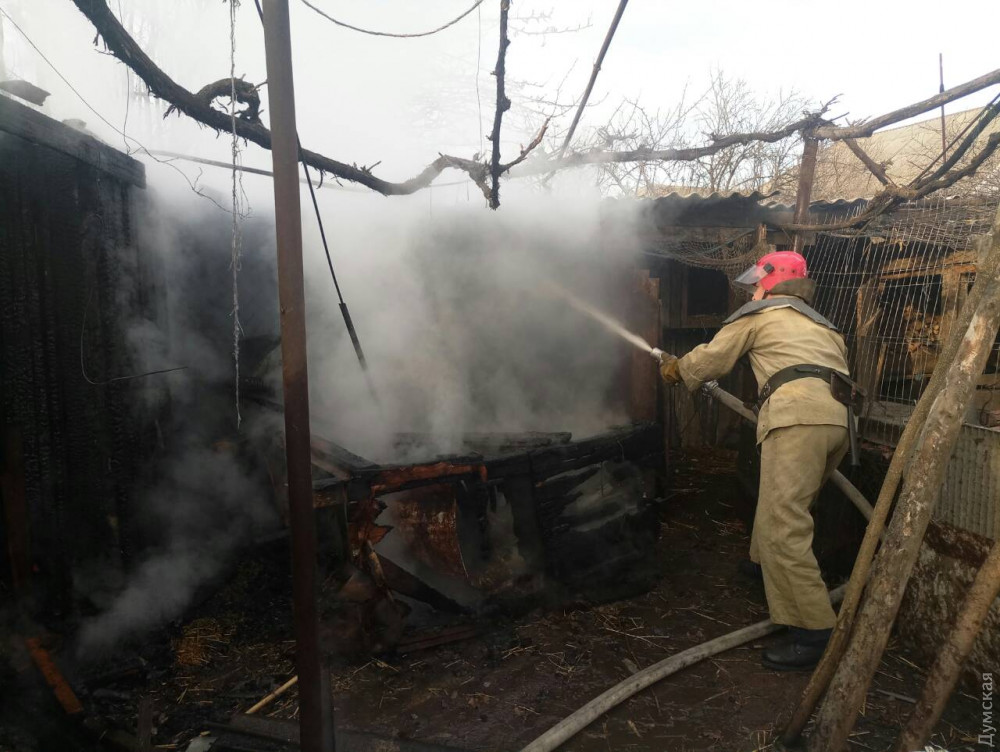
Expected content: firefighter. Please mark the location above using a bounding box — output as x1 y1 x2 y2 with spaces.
659 250 851 671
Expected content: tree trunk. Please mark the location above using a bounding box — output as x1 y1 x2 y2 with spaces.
807 204 1000 751
782 228 1000 746
894 537 1000 752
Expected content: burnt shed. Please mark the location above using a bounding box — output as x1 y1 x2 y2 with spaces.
0 94 159 606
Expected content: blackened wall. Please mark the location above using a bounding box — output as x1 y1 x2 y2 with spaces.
0 96 158 607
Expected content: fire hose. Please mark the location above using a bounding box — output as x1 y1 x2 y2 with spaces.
516 359 875 752
517 585 847 752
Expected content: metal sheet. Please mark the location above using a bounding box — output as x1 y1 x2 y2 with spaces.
935 423 1000 540
389 484 468 580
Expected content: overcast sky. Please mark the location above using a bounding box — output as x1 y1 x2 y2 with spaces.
2 0 998 198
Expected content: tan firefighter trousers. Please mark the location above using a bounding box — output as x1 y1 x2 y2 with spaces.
749 423 850 630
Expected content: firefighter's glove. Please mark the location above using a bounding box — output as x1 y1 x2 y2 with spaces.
659 354 682 385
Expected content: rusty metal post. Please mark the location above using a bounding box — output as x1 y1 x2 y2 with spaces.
260 3 333 751
793 136 819 252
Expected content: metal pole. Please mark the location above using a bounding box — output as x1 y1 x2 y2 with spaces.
939 53 948 160
260 3 333 751
792 136 819 252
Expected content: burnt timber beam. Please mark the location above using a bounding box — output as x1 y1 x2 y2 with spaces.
313 459 487 507
310 434 378 479
312 423 662 507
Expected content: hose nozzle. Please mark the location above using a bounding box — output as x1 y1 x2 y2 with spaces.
649 348 666 363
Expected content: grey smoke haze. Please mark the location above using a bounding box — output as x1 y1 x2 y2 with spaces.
77 444 276 653
77 191 281 655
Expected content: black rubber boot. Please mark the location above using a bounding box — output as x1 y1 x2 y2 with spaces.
737 560 763 581
762 627 832 672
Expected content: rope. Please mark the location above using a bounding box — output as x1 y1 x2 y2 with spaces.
229 0 245 428
297 0 486 38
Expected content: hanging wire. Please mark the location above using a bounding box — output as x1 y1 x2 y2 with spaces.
252 0 378 404
297 0 486 38
80 290 188 385
115 0 132 155
475 3 484 155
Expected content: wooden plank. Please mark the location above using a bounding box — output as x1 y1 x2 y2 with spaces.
879 250 977 277
136 696 154 752
0 95 145 187
628 270 661 423
24 637 84 716
854 279 883 416
503 474 545 570
310 434 377 479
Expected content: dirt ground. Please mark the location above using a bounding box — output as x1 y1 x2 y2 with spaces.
4 449 988 751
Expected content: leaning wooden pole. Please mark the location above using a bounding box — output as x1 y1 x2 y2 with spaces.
781 226 1000 745
894 537 1000 751
807 203 1000 751
552 0 629 162
261 2 333 751
792 136 820 252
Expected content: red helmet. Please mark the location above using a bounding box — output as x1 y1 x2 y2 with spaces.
733 251 808 294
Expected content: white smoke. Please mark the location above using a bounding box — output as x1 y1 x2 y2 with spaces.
301 186 644 461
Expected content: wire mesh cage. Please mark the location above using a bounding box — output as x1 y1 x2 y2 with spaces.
651 197 1000 426
804 198 1000 421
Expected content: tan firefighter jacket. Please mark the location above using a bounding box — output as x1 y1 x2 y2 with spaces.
676 296 850 444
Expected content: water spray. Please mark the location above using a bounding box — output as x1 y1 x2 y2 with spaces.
541 281 663 361
543 281 876 524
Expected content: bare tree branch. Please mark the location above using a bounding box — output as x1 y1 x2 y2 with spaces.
514 108 831 176
500 117 550 172
913 100 1000 189
70 0 491 198
780 132 1000 232
66 0 1000 213
912 131 1000 195
812 68 1000 140
843 138 893 186
488 0 512 209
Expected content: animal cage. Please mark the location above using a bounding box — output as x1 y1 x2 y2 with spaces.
803 198 1000 418
646 193 1000 538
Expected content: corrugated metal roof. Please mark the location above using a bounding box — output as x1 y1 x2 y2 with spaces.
640 190 869 230
637 190 996 235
